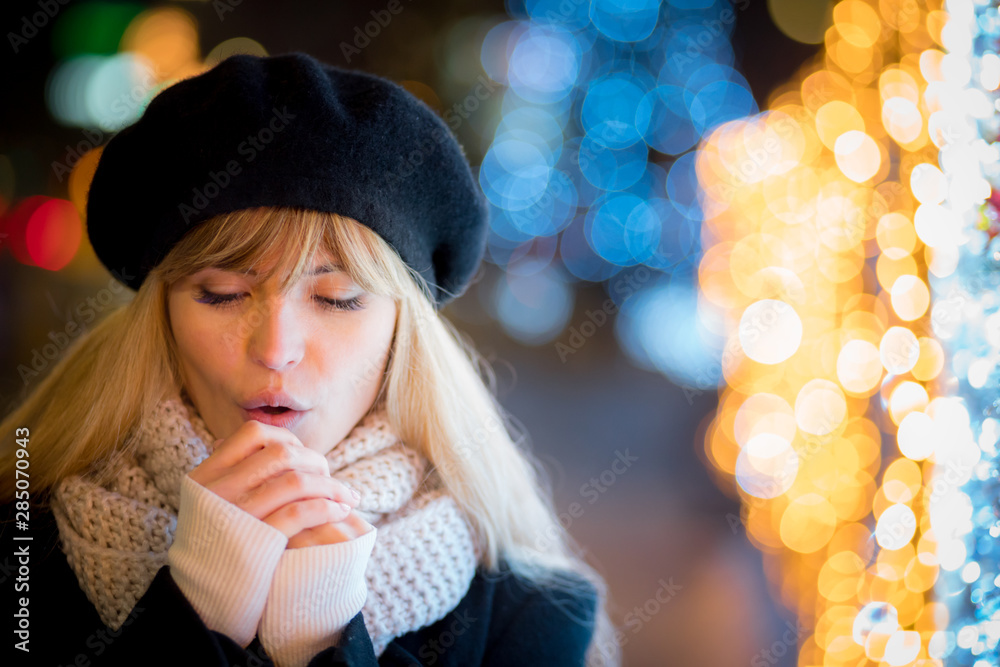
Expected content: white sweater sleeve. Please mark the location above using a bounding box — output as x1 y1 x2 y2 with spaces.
258 522 377 667
167 474 288 647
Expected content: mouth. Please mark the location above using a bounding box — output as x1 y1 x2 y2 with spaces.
240 405 308 428
239 391 309 428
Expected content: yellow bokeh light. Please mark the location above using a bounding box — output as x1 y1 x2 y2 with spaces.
796 379 848 436
696 1 944 661
120 7 201 81
911 337 945 381
876 212 917 259
882 96 923 143
827 26 876 74
801 69 856 113
876 253 918 290
780 493 839 553
883 630 921 665
897 411 935 460
834 131 881 182
69 147 102 221
834 0 882 48
889 381 929 424
734 393 798 446
819 551 866 602
904 557 939 593
880 326 920 374
837 339 883 394
890 274 930 321
876 503 918 550
883 458 922 500
879 67 920 103
739 300 804 364
816 101 867 150
910 163 947 204
875 543 915 581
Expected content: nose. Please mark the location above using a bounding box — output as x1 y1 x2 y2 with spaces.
246 294 305 370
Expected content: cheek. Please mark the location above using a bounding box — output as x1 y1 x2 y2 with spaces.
170 301 239 377
318 312 395 391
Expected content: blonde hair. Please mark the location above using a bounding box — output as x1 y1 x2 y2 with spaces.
0 206 621 666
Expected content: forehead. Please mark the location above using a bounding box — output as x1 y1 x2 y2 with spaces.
190 247 348 283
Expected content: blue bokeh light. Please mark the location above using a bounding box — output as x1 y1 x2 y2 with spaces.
585 192 661 266
590 0 662 43
581 75 647 149
636 85 700 155
688 79 757 134
508 24 582 104
579 135 647 191
494 267 575 345
666 152 704 221
615 275 723 388
482 0 741 380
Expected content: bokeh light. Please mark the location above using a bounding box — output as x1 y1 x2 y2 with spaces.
694 0 966 663
483 0 756 389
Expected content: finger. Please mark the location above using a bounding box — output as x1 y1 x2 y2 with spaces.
262 498 353 539
287 523 351 549
227 440 331 488
205 420 311 472
238 471 359 519
191 422 301 487
204 443 328 508
287 514 373 548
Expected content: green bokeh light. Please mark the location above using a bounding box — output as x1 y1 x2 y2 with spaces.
52 2 145 59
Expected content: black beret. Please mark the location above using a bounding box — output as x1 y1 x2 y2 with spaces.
85 51 490 308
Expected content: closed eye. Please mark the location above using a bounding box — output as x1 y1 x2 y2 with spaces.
194 289 244 309
316 295 365 312
194 289 365 312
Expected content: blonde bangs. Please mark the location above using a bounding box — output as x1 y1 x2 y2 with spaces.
150 207 425 302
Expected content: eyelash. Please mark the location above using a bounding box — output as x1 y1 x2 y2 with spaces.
194 289 365 312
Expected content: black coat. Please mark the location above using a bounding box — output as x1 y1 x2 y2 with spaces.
2 498 597 667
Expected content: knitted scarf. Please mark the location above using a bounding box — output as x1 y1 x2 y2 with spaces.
50 393 481 657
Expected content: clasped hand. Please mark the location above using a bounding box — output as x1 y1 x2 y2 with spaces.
188 420 371 548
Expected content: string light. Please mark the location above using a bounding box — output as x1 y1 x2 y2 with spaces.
696 0 957 664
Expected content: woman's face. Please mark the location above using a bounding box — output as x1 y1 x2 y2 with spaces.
167 248 398 455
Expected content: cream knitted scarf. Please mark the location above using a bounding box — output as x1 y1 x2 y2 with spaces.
50 393 481 657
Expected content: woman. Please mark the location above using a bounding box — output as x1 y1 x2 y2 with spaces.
0 53 619 666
